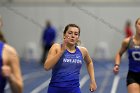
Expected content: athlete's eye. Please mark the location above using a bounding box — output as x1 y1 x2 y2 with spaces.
75 33 79 36
74 32 79 36
68 31 72 34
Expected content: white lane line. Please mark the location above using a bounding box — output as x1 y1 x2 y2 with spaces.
98 71 112 93
30 78 51 93
31 74 89 92
5 70 46 90
80 74 89 88
110 75 120 93
23 70 46 81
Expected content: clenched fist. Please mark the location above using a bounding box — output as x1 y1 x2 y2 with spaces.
2 65 12 77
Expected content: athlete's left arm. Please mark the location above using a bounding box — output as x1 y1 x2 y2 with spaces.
80 47 97 92
4 45 23 93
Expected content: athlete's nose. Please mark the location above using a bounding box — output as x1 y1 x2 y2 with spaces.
71 33 75 38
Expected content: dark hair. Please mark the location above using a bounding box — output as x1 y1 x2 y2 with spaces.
0 16 6 43
0 31 6 43
135 18 140 25
63 24 80 36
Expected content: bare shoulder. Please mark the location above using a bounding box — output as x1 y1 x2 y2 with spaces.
122 37 131 46
2 44 19 65
49 43 61 53
51 43 61 49
52 43 60 47
3 44 18 57
77 46 88 57
78 46 88 52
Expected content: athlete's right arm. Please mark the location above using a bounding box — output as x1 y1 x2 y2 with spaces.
113 38 130 74
2 44 23 93
44 43 65 71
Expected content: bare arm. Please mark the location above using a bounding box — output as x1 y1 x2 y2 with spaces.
44 36 69 71
113 38 130 74
2 45 23 93
81 47 97 92
44 43 65 71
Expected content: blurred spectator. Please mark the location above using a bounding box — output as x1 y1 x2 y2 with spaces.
124 20 133 38
41 20 57 64
0 16 7 43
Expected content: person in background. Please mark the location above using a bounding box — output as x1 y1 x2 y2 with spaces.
44 24 97 93
124 20 133 38
0 16 23 93
113 18 140 93
41 20 56 64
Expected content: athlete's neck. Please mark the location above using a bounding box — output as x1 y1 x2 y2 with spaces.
134 34 140 40
66 45 76 52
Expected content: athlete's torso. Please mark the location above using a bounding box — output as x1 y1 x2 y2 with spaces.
49 46 84 87
127 38 140 72
0 41 6 93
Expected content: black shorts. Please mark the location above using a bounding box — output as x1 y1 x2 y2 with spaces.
127 71 140 86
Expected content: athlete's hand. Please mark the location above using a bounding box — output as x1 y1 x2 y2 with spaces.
113 65 119 74
89 81 97 92
2 65 12 77
61 36 69 52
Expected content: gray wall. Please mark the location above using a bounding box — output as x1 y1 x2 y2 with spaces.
0 3 140 60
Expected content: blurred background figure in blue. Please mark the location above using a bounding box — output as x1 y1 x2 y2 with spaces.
124 20 133 38
41 20 57 65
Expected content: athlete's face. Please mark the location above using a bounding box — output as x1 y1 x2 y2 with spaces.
64 27 80 45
